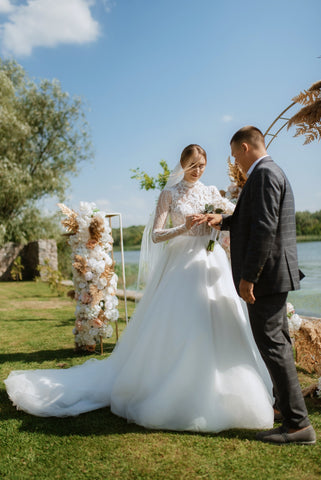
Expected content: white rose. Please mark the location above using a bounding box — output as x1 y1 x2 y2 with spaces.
106 309 119 322
84 271 93 281
288 313 302 332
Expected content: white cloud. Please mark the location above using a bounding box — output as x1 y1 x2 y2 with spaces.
101 0 115 13
0 0 13 13
222 115 233 123
0 0 100 56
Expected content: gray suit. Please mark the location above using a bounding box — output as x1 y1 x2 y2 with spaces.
222 156 310 429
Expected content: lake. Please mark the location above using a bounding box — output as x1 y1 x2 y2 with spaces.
114 242 321 318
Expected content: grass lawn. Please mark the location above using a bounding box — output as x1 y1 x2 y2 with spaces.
0 282 320 480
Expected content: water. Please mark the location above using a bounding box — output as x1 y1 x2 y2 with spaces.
114 250 140 265
288 242 321 318
114 243 321 318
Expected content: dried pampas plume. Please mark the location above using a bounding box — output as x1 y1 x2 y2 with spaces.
287 80 321 144
227 157 247 189
57 203 79 235
101 263 115 282
86 216 105 249
89 216 105 242
73 255 87 275
89 284 104 306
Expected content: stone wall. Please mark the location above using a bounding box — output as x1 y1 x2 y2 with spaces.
0 239 58 281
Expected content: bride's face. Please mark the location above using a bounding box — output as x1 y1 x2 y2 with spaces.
183 156 206 183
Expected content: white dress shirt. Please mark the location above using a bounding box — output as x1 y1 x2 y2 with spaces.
247 155 269 177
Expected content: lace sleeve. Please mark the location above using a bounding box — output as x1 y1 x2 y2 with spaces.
152 189 187 243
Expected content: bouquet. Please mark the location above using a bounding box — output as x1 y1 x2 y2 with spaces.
203 204 224 252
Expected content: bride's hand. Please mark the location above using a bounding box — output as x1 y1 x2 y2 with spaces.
185 215 196 229
190 214 207 227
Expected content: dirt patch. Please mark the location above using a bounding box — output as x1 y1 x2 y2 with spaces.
0 299 74 311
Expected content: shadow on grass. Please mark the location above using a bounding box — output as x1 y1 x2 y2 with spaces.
0 344 116 364
0 389 260 441
0 317 75 324
0 385 299 443
2 384 319 441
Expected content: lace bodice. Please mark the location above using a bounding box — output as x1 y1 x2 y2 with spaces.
152 180 235 243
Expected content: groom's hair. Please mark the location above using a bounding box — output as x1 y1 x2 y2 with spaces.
230 126 265 148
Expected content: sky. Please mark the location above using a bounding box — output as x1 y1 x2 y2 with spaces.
0 0 320 226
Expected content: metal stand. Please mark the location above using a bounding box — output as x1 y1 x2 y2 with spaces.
99 213 128 354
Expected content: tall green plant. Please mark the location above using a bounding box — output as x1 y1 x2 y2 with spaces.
10 256 24 281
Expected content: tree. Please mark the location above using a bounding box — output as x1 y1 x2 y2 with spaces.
0 59 92 245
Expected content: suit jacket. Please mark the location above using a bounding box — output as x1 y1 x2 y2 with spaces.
222 156 300 297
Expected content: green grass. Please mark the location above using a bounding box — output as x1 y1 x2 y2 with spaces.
0 282 320 480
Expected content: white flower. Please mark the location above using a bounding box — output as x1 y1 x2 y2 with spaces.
95 260 105 274
84 271 93 282
79 201 96 217
316 377 321 399
106 308 119 322
100 323 113 338
287 302 295 316
288 313 302 332
106 287 114 295
97 277 108 289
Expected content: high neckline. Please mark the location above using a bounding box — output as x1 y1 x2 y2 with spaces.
181 179 199 188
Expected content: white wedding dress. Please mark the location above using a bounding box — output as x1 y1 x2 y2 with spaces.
5 180 274 432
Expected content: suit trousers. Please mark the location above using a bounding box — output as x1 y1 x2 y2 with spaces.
247 292 310 429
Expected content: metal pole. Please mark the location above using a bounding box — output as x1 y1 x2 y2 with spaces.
119 214 128 325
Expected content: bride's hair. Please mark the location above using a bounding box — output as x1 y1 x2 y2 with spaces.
180 144 207 167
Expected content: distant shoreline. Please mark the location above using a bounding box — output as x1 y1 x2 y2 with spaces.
296 235 321 243
113 236 321 251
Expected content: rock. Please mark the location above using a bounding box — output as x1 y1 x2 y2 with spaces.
0 239 58 281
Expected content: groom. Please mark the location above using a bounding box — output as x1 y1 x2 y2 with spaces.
202 126 315 444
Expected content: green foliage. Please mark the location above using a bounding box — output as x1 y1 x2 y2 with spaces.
112 225 145 248
0 58 92 245
296 210 321 236
57 236 73 279
10 256 24 281
36 259 65 296
130 160 171 191
2 207 62 245
114 263 139 290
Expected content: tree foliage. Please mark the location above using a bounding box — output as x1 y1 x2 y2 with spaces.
0 59 92 245
296 210 321 236
130 160 170 191
112 225 145 248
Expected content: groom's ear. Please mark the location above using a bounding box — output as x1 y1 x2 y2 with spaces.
241 142 249 153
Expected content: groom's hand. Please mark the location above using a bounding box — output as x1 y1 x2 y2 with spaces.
207 214 223 230
239 279 256 304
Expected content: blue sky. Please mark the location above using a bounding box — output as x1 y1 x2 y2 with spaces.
1 0 320 226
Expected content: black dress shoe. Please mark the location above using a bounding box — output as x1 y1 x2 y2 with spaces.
256 425 316 445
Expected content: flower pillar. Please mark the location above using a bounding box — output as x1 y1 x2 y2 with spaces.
58 202 120 353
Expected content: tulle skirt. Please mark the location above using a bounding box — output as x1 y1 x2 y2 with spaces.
5 234 274 432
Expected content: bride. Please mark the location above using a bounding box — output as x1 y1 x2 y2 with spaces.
5 144 274 432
